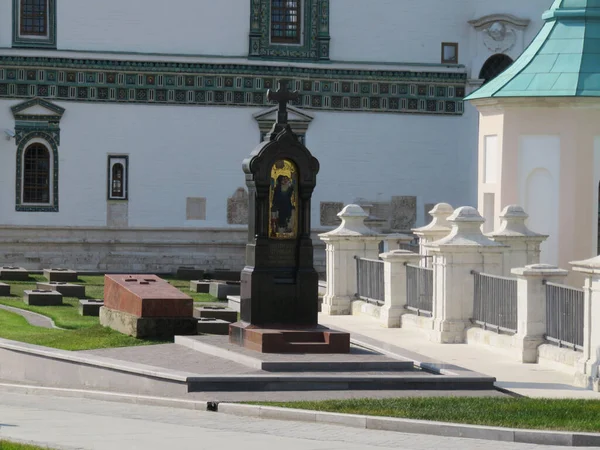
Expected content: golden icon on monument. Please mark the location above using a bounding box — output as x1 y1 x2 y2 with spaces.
269 159 298 239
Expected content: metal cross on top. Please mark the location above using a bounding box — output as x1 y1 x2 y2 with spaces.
267 80 299 125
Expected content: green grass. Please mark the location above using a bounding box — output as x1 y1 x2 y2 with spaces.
0 308 160 351
162 276 221 303
0 440 55 450
0 274 218 350
252 397 600 433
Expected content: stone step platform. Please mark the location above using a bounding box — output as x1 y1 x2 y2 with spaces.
194 306 237 323
176 335 416 372
0 267 29 281
37 282 85 298
227 295 240 312
197 318 230 335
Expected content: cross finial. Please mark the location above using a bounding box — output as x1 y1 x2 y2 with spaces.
267 79 299 125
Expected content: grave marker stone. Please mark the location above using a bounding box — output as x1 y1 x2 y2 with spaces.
390 196 417 231
227 188 249 225
43 268 78 282
100 275 197 338
320 202 344 226
36 282 85 298
229 80 350 353
24 290 63 306
0 266 29 281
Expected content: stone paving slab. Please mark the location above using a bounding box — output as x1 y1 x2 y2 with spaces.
177 335 415 372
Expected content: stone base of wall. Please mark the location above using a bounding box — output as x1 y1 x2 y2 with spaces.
537 343 581 376
465 327 518 360
350 300 381 319
0 226 326 274
400 312 434 332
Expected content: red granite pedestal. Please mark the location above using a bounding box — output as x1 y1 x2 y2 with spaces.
229 322 350 354
100 275 197 339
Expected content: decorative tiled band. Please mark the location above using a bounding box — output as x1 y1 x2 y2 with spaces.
0 56 466 115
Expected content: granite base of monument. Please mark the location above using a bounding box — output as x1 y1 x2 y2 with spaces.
229 322 350 354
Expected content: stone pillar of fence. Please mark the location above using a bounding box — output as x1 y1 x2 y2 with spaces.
489 205 548 276
379 249 421 328
383 233 415 252
426 206 506 343
511 264 568 363
571 256 600 391
413 203 453 267
319 205 383 316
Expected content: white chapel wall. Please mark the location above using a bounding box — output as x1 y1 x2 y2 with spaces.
0 98 475 229
329 0 552 64
518 135 560 266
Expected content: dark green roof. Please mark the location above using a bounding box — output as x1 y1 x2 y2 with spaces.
466 0 600 100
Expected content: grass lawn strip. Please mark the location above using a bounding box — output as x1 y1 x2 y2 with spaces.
0 440 56 450
253 397 600 433
0 274 217 350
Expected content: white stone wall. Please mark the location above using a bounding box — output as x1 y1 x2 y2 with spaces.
0 98 477 229
0 0 552 68
330 0 551 69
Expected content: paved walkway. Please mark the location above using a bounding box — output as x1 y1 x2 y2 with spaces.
1 391 597 450
318 314 600 399
0 304 59 329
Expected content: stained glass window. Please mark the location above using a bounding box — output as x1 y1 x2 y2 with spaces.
20 0 47 36
271 0 301 44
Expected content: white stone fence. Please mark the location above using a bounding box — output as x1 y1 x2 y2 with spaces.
319 203 600 391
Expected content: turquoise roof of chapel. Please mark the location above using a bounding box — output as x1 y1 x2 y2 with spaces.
466 0 600 100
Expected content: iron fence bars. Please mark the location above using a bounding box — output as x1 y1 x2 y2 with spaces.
355 256 385 305
544 281 584 351
472 271 518 334
406 263 433 316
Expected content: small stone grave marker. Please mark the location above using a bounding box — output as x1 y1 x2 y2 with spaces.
37 282 85 298
79 299 104 316
43 268 78 282
0 267 29 281
24 290 63 306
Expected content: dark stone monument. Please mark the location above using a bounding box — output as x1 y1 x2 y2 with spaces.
229 80 350 354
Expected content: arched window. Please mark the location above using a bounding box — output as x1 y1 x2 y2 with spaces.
23 142 50 204
271 0 301 44
111 163 124 198
479 54 514 85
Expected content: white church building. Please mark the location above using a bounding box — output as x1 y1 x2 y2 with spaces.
0 0 553 272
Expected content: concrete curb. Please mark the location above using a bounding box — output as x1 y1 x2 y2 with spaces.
216 403 600 447
0 382 210 411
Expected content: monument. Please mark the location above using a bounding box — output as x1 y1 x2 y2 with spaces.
229 80 350 353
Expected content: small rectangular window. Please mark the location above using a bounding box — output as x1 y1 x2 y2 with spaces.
108 155 128 201
271 0 301 44
441 42 459 64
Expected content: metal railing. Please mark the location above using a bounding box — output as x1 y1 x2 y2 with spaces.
406 264 433 316
472 271 518 334
544 282 584 351
355 256 385 305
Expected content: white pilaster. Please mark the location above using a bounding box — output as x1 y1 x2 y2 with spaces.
427 206 506 343
489 205 548 276
572 256 600 391
511 264 568 363
319 205 382 316
379 249 421 328
413 203 453 268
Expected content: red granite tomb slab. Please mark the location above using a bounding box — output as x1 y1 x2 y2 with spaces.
104 274 193 318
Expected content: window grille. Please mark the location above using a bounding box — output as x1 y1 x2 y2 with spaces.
271 0 301 44
23 143 50 203
20 0 47 36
